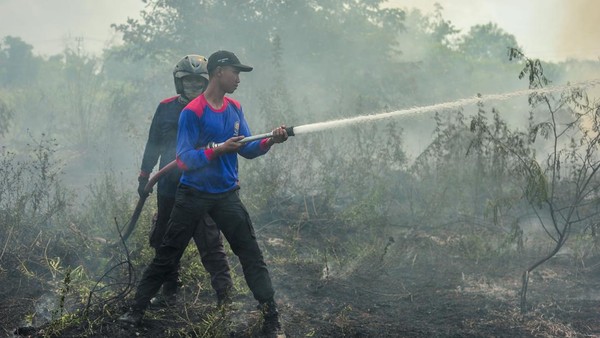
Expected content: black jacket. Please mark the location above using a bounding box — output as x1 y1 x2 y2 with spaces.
140 95 185 198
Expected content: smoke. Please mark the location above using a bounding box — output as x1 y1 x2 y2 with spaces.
558 0 600 61
33 293 57 325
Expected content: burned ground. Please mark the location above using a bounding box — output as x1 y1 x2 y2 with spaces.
2 218 600 338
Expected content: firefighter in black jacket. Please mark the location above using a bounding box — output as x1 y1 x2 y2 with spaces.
137 55 232 306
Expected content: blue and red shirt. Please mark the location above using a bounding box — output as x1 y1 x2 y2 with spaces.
176 94 271 193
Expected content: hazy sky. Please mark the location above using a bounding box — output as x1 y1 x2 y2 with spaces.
0 0 145 55
392 0 600 62
0 0 598 62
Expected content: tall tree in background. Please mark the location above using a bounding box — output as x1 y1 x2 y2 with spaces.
111 0 406 120
0 36 40 87
458 23 521 62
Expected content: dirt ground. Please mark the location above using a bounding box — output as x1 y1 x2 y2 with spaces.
3 220 600 338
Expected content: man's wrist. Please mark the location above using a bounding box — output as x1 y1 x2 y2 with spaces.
211 146 222 157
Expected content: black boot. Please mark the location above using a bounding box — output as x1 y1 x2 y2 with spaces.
150 280 178 308
118 308 144 326
259 300 285 337
216 288 232 307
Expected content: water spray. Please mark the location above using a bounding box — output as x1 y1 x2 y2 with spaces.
119 78 600 242
218 77 600 143
290 78 600 137
203 78 600 144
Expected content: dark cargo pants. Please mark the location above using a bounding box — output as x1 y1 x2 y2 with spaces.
150 194 232 296
134 184 275 311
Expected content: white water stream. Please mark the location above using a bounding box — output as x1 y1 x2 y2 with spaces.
292 79 600 136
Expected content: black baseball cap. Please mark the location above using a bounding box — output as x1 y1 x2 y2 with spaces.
207 50 253 73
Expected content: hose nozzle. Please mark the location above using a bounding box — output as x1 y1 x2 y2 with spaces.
285 126 295 137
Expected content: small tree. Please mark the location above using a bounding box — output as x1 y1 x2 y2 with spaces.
471 49 600 313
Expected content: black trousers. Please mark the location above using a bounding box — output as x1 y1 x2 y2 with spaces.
150 194 232 295
134 184 275 310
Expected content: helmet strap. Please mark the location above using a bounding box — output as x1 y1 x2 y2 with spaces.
178 95 190 105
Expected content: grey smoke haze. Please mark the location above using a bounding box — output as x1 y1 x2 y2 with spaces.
1 0 599 190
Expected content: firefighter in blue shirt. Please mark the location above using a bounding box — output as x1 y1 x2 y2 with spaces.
136 55 232 307
121 50 287 337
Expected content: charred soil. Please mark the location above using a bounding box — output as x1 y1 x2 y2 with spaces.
2 220 600 338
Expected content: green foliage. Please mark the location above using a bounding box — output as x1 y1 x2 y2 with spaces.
113 0 405 64
0 36 41 87
43 311 84 337
0 137 146 335
0 96 13 136
241 116 408 233
523 159 548 207
0 134 66 248
177 245 225 295
411 106 531 229
454 234 491 261
77 170 136 240
458 23 520 62
189 309 235 338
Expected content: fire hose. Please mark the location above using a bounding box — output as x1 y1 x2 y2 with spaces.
119 126 295 242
